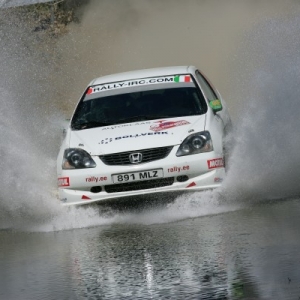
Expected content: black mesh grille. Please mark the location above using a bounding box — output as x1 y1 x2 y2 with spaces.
105 177 174 193
99 146 173 166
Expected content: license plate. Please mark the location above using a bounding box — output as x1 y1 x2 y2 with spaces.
112 169 163 183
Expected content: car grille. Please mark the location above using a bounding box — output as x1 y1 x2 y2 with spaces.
99 146 173 165
105 177 175 193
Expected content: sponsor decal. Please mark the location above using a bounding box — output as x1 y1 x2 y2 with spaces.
214 177 223 183
101 138 113 145
100 131 168 144
207 158 224 169
86 176 107 183
82 195 91 200
167 165 190 173
150 120 190 132
58 177 70 187
102 121 151 130
86 74 193 95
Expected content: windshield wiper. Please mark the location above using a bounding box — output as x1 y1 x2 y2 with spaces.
72 121 112 130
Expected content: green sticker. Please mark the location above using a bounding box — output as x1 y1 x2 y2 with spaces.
209 99 222 111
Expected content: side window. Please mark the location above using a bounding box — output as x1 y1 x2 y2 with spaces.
195 70 218 101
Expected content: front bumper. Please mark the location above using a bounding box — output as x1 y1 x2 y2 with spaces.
57 150 225 206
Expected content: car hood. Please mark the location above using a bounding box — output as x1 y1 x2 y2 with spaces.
68 115 206 155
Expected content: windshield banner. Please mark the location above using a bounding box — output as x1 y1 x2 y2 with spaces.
86 75 192 95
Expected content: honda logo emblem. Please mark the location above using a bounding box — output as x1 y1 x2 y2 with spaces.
129 153 143 164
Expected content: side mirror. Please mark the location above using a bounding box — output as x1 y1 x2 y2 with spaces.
209 99 223 112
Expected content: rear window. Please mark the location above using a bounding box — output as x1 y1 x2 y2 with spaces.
71 75 207 130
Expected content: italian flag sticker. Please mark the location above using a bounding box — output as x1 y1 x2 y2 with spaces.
174 75 191 83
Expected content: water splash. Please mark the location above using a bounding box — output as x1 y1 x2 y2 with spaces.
223 15 300 201
1 2 300 232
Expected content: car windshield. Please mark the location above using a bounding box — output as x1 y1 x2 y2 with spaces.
71 85 207 130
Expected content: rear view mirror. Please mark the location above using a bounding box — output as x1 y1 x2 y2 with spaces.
209 99 222 112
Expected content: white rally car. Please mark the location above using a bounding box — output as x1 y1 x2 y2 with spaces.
57 66 232 206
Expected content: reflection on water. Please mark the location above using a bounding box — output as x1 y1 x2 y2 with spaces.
1 199 300 300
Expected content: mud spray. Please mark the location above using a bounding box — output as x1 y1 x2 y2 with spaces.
1 0 300 231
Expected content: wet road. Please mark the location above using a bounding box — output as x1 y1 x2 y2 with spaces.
1 198 300 300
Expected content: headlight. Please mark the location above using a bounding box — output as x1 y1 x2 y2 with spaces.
62 148 96 169
176 131 213 156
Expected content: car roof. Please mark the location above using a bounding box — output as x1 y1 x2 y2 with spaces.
89 66 198 85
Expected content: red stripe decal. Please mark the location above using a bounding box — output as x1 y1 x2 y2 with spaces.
186 182 196 188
